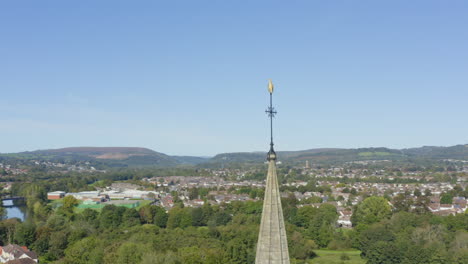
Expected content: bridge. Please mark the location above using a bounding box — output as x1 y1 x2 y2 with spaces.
1 196 25 201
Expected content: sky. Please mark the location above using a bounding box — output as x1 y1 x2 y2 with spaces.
1 0 467 156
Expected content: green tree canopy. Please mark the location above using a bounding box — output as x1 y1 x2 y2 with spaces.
352 196 392 227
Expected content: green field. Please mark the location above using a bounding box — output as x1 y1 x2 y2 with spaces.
309 250 365 264
74 200 152 213
358 151 391 157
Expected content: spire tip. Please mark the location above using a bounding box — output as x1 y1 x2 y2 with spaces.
268 80 274 94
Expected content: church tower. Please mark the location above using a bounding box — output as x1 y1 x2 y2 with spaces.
255 80 290 264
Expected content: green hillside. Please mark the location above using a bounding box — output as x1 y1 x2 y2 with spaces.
1 144 467 168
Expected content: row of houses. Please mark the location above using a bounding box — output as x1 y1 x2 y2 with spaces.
427 196 467 216
0 244 37 264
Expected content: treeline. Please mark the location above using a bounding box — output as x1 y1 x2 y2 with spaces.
1 174 467 263
4 166 216 196
2 166 213 183
1 194 467 263
0 198 327 263
350 196 468 263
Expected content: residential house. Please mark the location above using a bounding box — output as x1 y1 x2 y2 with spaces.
0 244 38 263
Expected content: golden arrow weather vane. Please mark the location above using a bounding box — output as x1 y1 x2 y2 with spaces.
268 79 274 94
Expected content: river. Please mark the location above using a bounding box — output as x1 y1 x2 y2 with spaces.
2 199 28 221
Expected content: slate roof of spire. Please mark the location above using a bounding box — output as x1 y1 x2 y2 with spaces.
255 157 290 264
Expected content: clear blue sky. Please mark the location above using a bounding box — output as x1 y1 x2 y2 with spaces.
1 1 467 156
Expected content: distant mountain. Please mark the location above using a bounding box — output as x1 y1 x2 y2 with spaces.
3 147 179 168
171 156 210 165
209 148 344 164
207 145 468 165
402 144 468 160
211 152 266 164
209 147 402 165
1 144 467 168
36 147 158 159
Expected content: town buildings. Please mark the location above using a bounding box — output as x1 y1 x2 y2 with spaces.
0 245 38 263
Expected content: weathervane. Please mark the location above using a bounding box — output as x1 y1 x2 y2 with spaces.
266 80 277 161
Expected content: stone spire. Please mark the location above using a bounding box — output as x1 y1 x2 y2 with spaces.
255 80 290 264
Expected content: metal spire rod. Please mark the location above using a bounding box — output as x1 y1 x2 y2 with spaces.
266 80 277 160
268 92 275 148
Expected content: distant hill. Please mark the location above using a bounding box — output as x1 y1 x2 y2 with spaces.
2 147 181 168
36 147 158 159
209 147 402 165
1 144 467 168
207 145 468 165
30 147 209 165
402 144 468 160
209 148 344 164
171 156 210 165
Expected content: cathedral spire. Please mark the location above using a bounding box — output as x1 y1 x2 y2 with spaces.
256 80 290 264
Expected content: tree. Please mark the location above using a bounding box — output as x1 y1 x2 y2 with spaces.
452 185 464 196
294 206 317 228
46 214 67 231
18 184 47 209
191 207 204 226
304 204 338 246
33 201 51 222
319 203 338 223
189 188 199 200
352 196 392 226
413 196 430 214
282 194 298 223
304 196 322 204
121 208 140 227
141 251 180 264
33 226 52 255
0 218 19 245
440 193 453 204
414 188 422 197
0 206 5 220
201 203 214 225
424 189 432 196
153 206 168 228
139 205 155 224
226 237 255 264
450 231 468 263
14 222 36 246
212 210 231 226
358 223 395 259
78 208 99 224
366 241 402 264
167 207 192 229
48 231 69 260
63 195 79 208
116 242 144 264
406 226 450 264
63 236 104 264
317 222 334 247
100 205 125 229
288 231 317 260
392 193 412 212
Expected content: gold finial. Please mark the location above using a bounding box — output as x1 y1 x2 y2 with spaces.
268 79 274 94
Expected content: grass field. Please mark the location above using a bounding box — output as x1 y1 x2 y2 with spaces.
309 250 365 264
358 151 391 157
